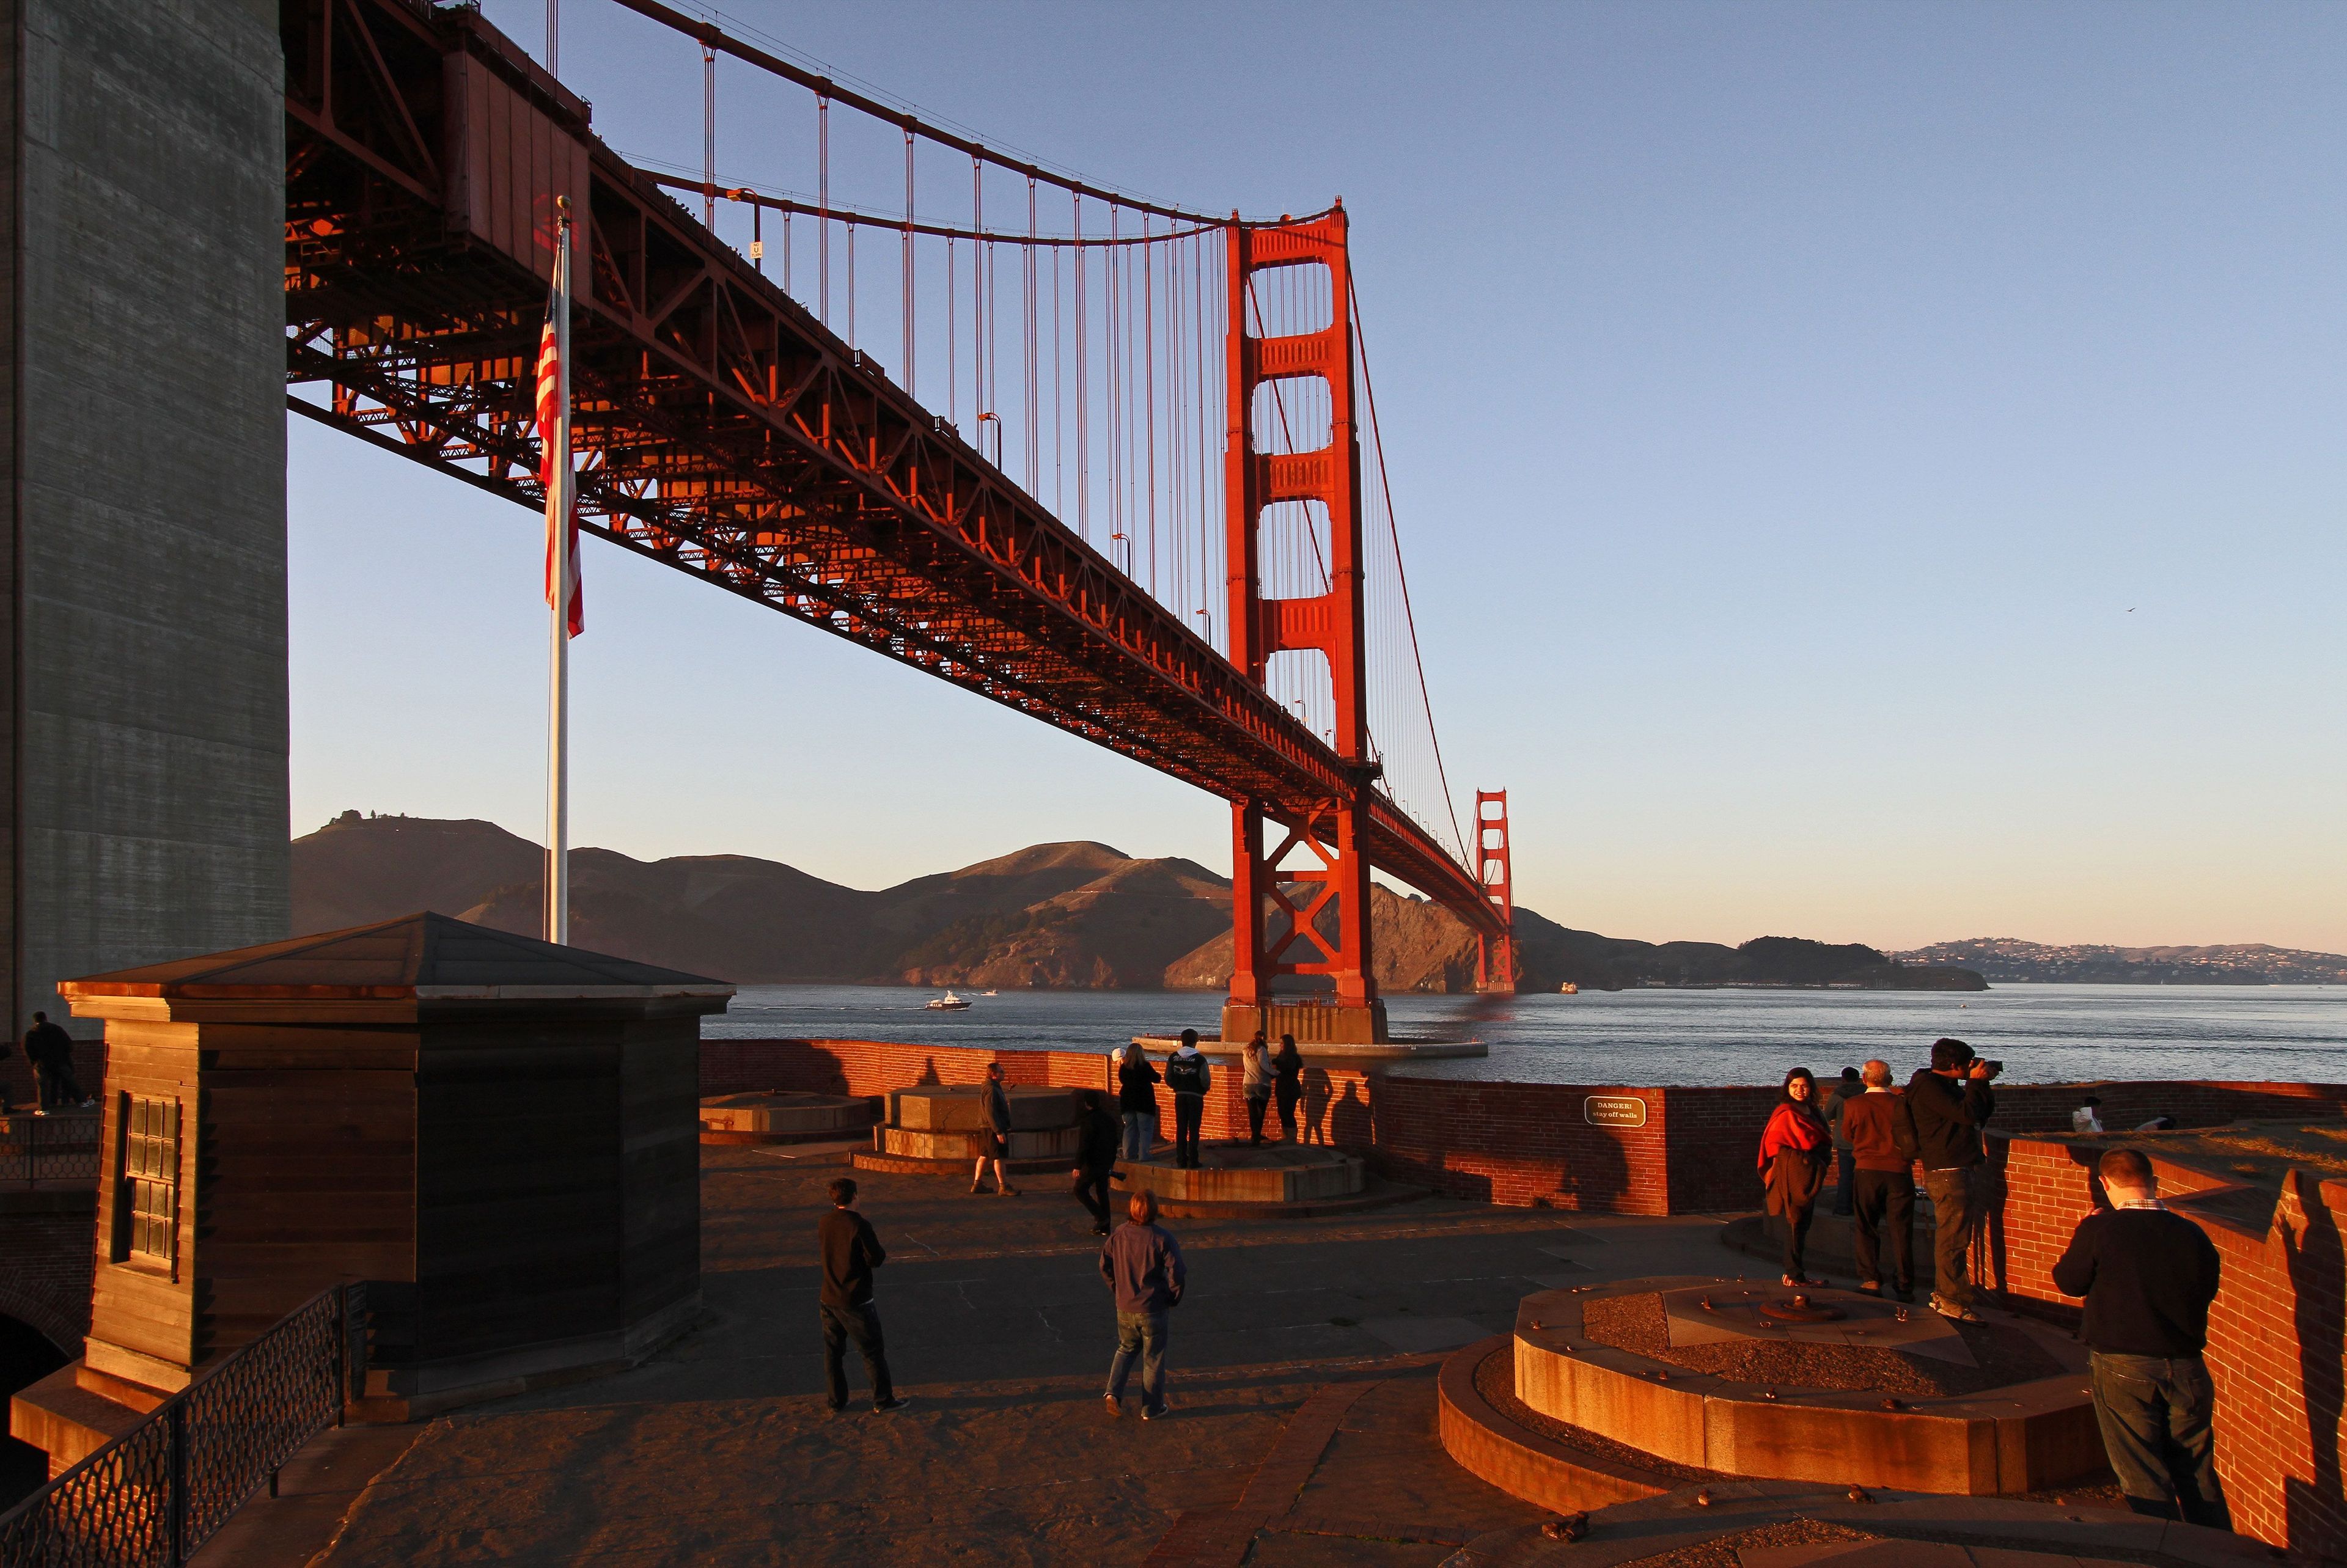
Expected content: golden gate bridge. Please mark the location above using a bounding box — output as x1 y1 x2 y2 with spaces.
284 0 1519 1038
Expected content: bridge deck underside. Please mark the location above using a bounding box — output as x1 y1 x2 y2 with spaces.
280 0 1498 937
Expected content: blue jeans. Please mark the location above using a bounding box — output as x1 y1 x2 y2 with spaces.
1107 1310 1168 1410
2088 1352 2230 1528
1122 1111 1156 1160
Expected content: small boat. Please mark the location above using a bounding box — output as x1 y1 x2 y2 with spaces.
1559 982 1579 995
925 991 972 1011
980 989 999 997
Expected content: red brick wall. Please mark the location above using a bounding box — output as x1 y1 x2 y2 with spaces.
1987 1134 2346 1559
0 1200 96 1354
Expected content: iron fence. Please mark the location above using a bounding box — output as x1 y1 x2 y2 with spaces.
0 1286 345 1567
0 1112 101 1185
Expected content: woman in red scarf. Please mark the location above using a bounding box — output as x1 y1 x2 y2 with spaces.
1758 1066 1831 1285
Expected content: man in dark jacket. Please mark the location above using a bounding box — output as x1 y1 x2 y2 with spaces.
1163 1030 1211 1170
2052 1148 2227 1528
1100 1189 1186 1420
1821 1066 1863 1216
971 1061 1019 1196
1906 1037 1996 1321
817 1177 911 1414
1071 1090 1121 1236
23 1013 86 1114
1840 1060 1919 1300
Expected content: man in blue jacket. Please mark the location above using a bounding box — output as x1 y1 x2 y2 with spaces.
2052 1148 2228 1528
1100 1189 1186 1420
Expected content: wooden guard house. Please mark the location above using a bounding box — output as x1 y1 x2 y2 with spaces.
21 913 730 1448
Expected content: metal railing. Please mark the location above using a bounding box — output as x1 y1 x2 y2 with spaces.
0 1112 101 1185
0 1286 346 1567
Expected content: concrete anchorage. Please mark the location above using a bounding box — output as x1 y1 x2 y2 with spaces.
0 0 290 1038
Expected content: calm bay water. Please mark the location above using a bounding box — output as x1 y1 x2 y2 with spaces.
705 983 2347 1088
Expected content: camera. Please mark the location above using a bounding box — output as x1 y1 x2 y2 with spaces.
1977 1059 2004 1079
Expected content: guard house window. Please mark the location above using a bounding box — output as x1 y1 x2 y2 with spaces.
119 1096 180 1267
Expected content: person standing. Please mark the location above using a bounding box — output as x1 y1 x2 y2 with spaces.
1240 1031 1273 1146
1100 1189 1186 1420
1907 1037 1997 1322
1757 1067 1832 1286
1839 1060 1919 1301
24 1013 85 1115
1071 1090 1121 1236
1117 1044 1161 1162
2052 1148 2229 1528
971 1061 1020 1196
1164 1030 1210 1170
2073 1096 2106 1134
1822 1066 1863 1217
817 1176 913 1415
1271 1033 1303 1143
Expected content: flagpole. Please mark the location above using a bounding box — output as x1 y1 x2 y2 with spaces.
546 199 572 946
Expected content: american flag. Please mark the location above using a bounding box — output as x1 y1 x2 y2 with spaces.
537 289 584 637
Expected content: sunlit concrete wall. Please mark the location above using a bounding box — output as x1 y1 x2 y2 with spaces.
0 0 289 1034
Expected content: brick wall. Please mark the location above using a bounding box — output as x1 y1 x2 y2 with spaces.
1986 1134 2346 1559
701 1042 2346 1226
0 1198 95 1354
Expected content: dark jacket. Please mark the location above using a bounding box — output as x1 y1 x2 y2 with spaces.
1076 1106 1120 1170
1164 1052 1210 1098
1117 1055 1161 1115
981 1078 1012 1135
23 1020 70 1070
1271 1042 1302 1090
1840 1090 1919 1173
1822 1082 1862 1149
1904 1068 1995 1169
818 1207 887 1310
1099 1220 1186 1313
2051 1206 2221 1357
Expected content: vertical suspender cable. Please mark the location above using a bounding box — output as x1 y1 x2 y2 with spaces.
972 158 984 444
847 220 856 348
1026 177 1039 491
1074 194 1087 540
1052 225 1063 518
700 44 716 229
903 131 915 397
545 0 559 74
947 231 957 428
817 95 830 325
1144 213 1156 596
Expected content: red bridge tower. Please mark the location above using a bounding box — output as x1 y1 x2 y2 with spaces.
1474 789 1518 992
1221 209 1389 1046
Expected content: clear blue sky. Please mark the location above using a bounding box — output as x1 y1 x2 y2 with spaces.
290 2 2347 953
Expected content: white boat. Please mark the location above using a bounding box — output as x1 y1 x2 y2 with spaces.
980 989 999 997
1559 981 1579 995
925 991 972 1011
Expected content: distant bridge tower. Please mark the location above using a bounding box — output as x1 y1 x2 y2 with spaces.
1474 790 1518 992
1221 208 1387 1046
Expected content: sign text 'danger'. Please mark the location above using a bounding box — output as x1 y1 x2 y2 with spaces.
1583 1095 1647 1128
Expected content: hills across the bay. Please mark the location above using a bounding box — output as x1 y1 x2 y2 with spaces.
1892 938 2347 987
295 810 1989 993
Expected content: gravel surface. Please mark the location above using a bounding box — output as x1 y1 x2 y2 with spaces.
1613 1517 1873 1566
1579 1291 2070 1397
1470 1344 1717 1484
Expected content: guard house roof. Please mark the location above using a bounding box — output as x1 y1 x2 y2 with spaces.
59 912 734 1020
